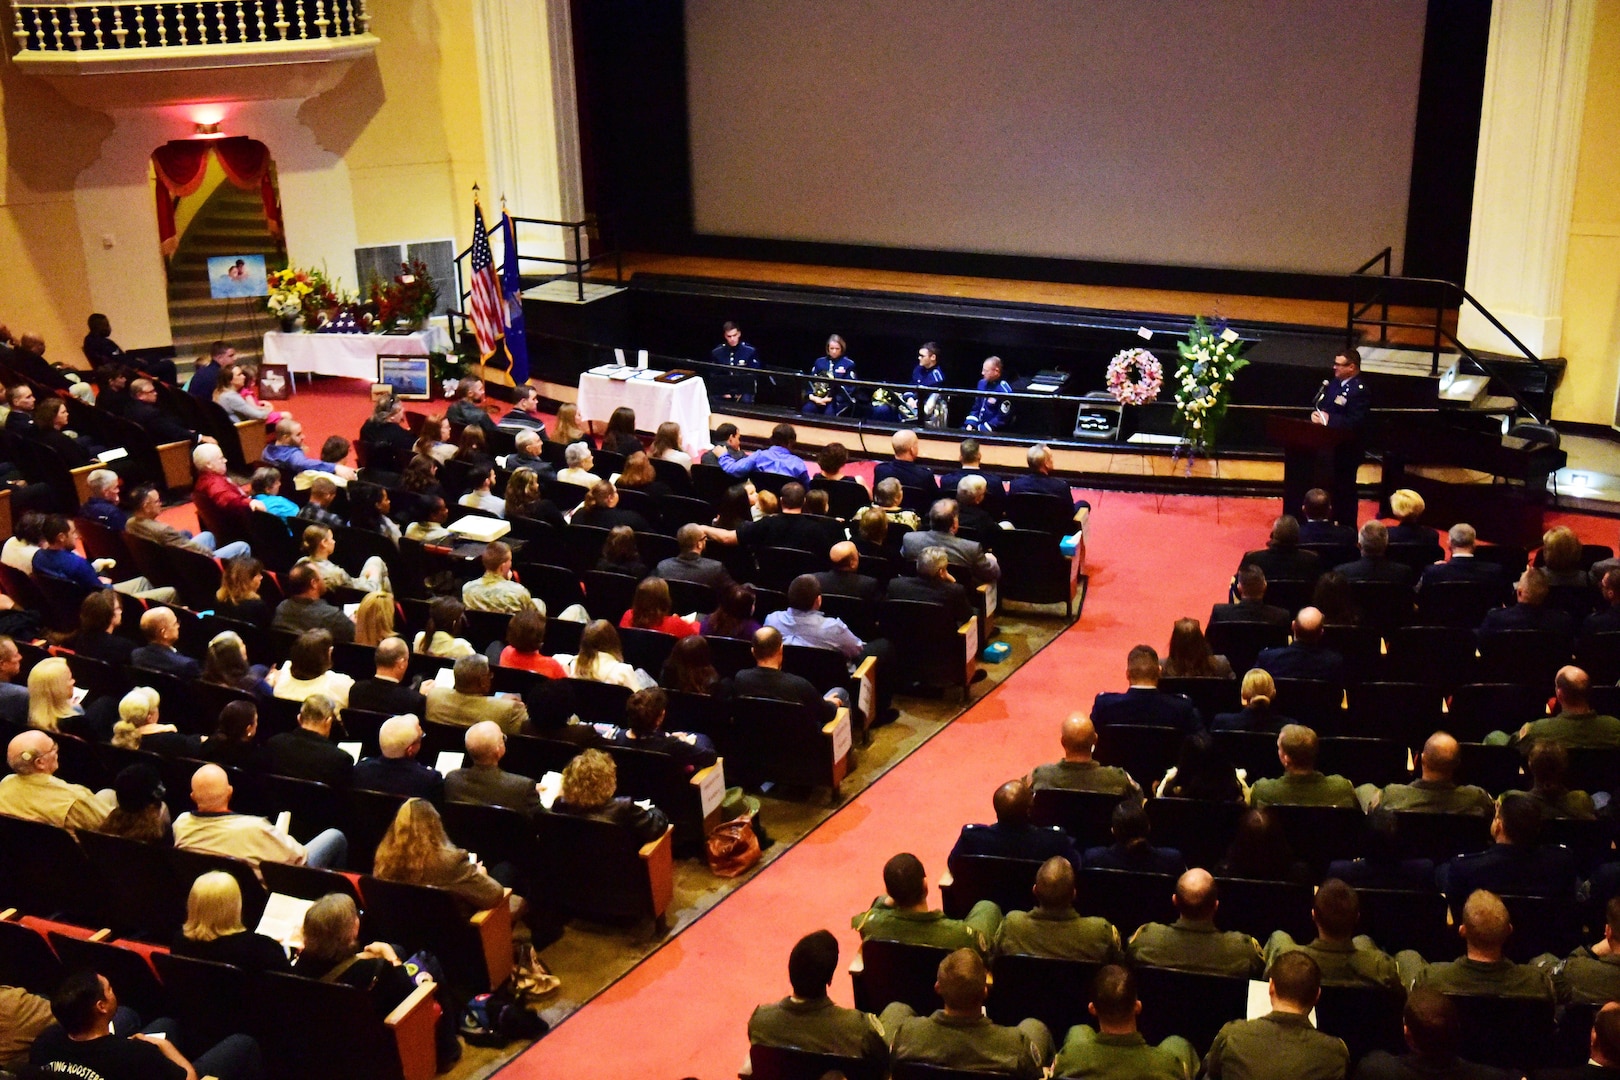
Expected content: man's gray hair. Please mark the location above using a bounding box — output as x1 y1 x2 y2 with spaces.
565 441 590 468
874 477 902 507
1359 520 1389 557
956 473 987 504
1027 443 1053 469
299 693 337 726
918 546 951 578
1449 523 1477 549
87 469 118 497
515 429 540 452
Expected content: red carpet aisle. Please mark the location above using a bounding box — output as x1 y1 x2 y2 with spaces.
508 491 1367 1080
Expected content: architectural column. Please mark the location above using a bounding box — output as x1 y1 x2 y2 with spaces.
472 0 584 264
1458 0 1595 359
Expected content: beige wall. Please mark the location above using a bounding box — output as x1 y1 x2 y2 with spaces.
1556 0 1620 425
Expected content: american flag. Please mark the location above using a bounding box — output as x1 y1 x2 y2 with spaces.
468 198 504 360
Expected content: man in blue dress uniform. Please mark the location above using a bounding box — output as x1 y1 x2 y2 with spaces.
873 341 948 422
711 321 760 402
1310 347 1371 528
803 334 859 416
964 356 1014 433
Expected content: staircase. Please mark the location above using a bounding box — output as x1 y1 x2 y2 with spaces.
165 182 284 377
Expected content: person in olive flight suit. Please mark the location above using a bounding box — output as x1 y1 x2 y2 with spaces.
1205 951 1349 1080
1358 732 1497 817
994 856 1122 963
1051 964 1199 1080
1028 713 1143 800
1125 869 1265 978
1249 724 1359 809
852 852 1001 957
1310 346 1371 529
1538 895 1620 1005
746 930 887 1069
711 321 760 402
1396 889 1557 1001
1263 878 1401 989
882 948 1053 1080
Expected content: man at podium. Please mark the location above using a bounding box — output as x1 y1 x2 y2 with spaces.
1309 347 1370 527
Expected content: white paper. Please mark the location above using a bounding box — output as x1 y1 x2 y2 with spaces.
634 798 655 811
433 667 455 689
1136 327 1154 340
69 687 88 708
1246 980 1314 1023
537 771 563 809
698 763 726 818
589 363 625 376
830 712 852 761
433 751 464 776
342 603 361 618
97 446 128 462
275 810 292 834
614 348 627 366
1221 327 1241 343
636 349 649 369
257 892 315 950
338 742 361 764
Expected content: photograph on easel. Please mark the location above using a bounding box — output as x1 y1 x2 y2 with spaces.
379 355 431 399
207 254 269 299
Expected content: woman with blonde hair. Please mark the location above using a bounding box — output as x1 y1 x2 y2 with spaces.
1161 618 1232 679
1210 669 1292 732
373 798 510 912
172 871 290 972
27 657 84 736
648 422 691 471
111 686 199 755
619 577 698 638
296 525 388 594
1540 524 1592 588
554 749 668 843
568 620 639 689
550 402 591 447
1387 488 1437 544
352 591 397 647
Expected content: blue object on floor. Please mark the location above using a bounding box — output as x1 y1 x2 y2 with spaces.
981 641 1011 663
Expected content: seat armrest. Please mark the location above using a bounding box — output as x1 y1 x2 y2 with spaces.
70 464 98 507
639 824 676 919
383 981 440 1080
823 708 853 788
157 440 194 490
235 419 268 465
467 890 513 988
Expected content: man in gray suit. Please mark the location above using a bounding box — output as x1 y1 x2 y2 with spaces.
655 524 734 591
443 721 542 818
424 655 528 735
900 499 1000 583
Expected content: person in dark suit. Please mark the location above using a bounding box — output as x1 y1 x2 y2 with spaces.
949 778 1080 873
1335 521 1417 587
1211 566 1292 628
886 545 972 626
940 439 1007 520
612 687 716 775
443 721 541 818
353 714 443 802
130 607 201 679
1352 987 1518 1080
815 541 881 602
551 747 669 846
1583 568 1620 636
1530 1003 1620 1080
1255 607 1346 684
732 627 845 723
1437 794 1578 915
1237 516 1323 584
723 482 844 554
654 524 735 590
711 322 761 402
873 429 939 497
126 377 209 445
360 396 419 458
3 384 36 437
1419 523 1511 595
348 638 427 718
1009 442 1088 507
264 694 353 789
571 481 652 533
1090 644 1201 733
1386 488 1441 546
1298 488 1358 547
954 473 1001 535
1478 567 1577 641
1083 799 1187 877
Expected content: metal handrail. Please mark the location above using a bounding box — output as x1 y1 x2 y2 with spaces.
448 212 622 345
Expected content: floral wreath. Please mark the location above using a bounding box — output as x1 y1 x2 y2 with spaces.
1105 347 1163 405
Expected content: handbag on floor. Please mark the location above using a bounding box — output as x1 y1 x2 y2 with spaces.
706 812 762 877
510 942 560 1001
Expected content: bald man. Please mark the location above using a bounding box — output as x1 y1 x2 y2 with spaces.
1126 869 1265 978
1504 666 1620 751
994 856 1122 964
949 779 1080 872
1029 713 1143 799
883 948 1053 1079
814 540 879 603
129 607 199 679
0 731 112 830
173 763 347 868
1249 724 1358 809
353 714 443 802
1255 607 1346 684
1396 889 1555 1001
1359 732 1495 816
443 721 542 818
873 428 940 496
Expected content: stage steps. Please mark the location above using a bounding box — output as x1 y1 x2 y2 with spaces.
164 182 284 372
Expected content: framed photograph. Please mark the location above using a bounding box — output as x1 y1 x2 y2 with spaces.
257 363 292 401
379 354 432 400
206 254 269 299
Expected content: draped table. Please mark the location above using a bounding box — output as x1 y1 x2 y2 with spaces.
262 327 452 383
574 369 712 445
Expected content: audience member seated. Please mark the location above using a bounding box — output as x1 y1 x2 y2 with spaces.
498 609 566 679
886 545 972 624
111 686 199 757
995 855 1123 963
1249 725 1357 809
1264 877 1400 988
1126 869 1265 977
552 747 668 843
66 589 135 665
351 713 442 801
874 428 939 494
700 583 761 641
1212 566 1292 628
403 494 453 545
347 484 401 546
852 851 1002 957
713 481 842 553
34 514 176 602
1238 516 1322 583
97 762 171 842
599 406 641 457
374 797 510 912
360 394 417 457
1419 523 1510 593
940 439 1005 515
272 629 354 707
423 653 528 735
573 480 651 532
555 441 597 487
1386 489 1439 545
1543 899 1620 1009
294 477 345 530
734 627 844 720
248 466 299 521
171 870 292 973
746 929 887 1069
656 524 734 590
265 693 352 788
459 464 506 517
1540 525 1593 590
90 362 135 415
1217 807 1314 884
616 451 672 499
80 468 127 531
1205 951 1346 1080
413 596 475 659
1210 669 1290 733
348 591 395 647
264 418 357 479
851 505 892 564
1313 572 1362 627
174 763 347 868
1336 521 1417 587
1 511 43 573
201 701 272 772
591 525 646 579
503 466 563 526
1162 616 1233 679
1091 645 1201 732
192 443 252 535
659 635 721 696
1052 963 1199 1080
1326 810 1436 892
883 948 1054 1080
813 541 878 602
1256 607 1346 683
127 376 218 447
1396 889 1556 1001
610 687 716 774
1011 442 1085 507
0 637 29 726
1351 987 1521 1080
767 575 893 714
814 441 864 491
869 477 920 531
901 499 1001 583
459 541 540 615
620 577 699 638
567 620 641 690
129 606 199 678
1585 568 1620 635
505 429 551 475
950 778 1080 870
718 422 811 484
1505 740 1596 820
702 422 744 467
1360 732 1495 816
1479 568 1576 640
125 483 252 560
955 473 1000 535
1504 666 1620 750
271 563 356 643
1299 488 1357 546
197 630 272 706
1085 800 1186 876
1030 712 1143 798
444 721 541 816
29 398 104 467
28 656 111 741
444 376 497 435
1158 731 1247 801
1437 795 1577 909
0 730 112 830
212 556 271 627
185 341 229 400
30 968 264 1080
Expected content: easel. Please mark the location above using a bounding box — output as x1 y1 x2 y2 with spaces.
215 294 273 365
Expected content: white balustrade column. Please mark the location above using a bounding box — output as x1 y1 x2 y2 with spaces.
1459 0 1596 359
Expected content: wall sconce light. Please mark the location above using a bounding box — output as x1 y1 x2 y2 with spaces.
193 122 223 138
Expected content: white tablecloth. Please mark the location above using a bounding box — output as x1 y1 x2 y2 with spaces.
262 327 452 380
575 371 712 446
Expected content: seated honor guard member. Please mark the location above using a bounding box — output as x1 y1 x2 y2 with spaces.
964 355 1014 433
711 320 761 402
882 948 1055 1080
1264 878 1400 989
746 930 887 1069
1090 645 1201 733
1051 964 1199 1080
1205 951 1349 1080
994 856 1123 963
1249 724 1359 809
853 851 1002 957
1397 889 1557 1001
1309 346 1370 529
1126 869 1265 978
802 333 858 416
874 341 949 422
1030 712 1144 799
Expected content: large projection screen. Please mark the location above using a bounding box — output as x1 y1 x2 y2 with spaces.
686 1 1429 274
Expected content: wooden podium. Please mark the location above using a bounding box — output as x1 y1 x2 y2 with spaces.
1268 415 1359 525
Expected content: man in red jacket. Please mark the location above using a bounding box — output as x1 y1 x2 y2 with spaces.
192 442 253 540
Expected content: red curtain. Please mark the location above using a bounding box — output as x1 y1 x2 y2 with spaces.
153 136 282 256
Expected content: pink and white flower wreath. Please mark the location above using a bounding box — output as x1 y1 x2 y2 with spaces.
1105 347 1163 406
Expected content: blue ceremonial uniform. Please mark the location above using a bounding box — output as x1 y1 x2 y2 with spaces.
803 355 859 416
873 363 947 422
965 378 1014 432
1315 375 1370 429
711 340 760 401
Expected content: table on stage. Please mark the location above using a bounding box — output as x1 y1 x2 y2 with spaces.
575 369 711 446
262 327 452 383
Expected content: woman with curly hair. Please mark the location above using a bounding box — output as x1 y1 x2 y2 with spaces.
553 748 668 844
503 467 563 526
